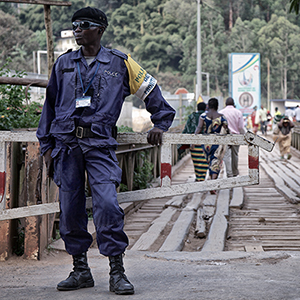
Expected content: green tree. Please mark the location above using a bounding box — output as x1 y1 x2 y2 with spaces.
289 0 300 14
258 14 300 99
0 11 39 71
0 60 42 130
19 0 86 37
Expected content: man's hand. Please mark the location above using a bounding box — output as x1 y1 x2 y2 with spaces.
44 148 53 178
147 127 164 146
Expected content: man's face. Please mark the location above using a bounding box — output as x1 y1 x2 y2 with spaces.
73 19 101 46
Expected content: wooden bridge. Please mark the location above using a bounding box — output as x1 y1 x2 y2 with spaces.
121 138 300 253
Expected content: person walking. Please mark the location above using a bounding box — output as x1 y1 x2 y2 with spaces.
181 102 208 181
250 106 259 134
219 97 245 178
273 107 283 131
193 98 229 194
275 117 295 160
294 105 300 122
285 107 295 121
36 7 175 295
259 105 268 135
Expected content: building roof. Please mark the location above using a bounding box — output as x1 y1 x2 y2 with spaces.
270 99 300 102
175 88 189 95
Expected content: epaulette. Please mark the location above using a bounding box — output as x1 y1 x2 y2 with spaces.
58 48 73 59
111 49 127 60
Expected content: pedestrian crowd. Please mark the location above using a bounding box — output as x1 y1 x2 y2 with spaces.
180 98 299 188
181 96 244 194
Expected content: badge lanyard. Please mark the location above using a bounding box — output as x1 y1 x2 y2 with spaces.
75 61 100 108
77 61 100 96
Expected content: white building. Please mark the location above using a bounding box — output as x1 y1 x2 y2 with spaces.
56 30 79 52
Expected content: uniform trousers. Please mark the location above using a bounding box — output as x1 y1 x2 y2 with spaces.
52 141 128 257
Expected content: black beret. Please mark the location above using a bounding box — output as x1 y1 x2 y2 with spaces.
72 7 108 27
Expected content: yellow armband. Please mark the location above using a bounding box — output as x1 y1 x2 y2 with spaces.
124 54 157 101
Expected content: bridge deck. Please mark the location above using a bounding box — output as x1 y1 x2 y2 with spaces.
121 139 300 253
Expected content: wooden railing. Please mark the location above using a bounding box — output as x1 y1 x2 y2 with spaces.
0 130 273 261
291 125 300 151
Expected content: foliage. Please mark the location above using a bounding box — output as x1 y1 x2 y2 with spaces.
257 14 300 99
117 125 134 132
119 183 128 193
183 103 196 122
0 10 39 71
114 126 154 191
133 151 154 190
2 0 300 100
0 60 42 130
18 0 87 37
33 30 48 50
0 2 17 15
290 0 300 14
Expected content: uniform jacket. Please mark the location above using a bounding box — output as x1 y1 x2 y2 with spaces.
37 46 175 155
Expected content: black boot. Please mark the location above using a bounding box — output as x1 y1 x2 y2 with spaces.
109 254 134 295
57 252 94 291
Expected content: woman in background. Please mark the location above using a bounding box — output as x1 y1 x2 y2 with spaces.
193 98 229 194
182 102 208 181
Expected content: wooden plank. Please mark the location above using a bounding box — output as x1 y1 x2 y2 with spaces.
0 202 59 221
164 195 184 208
245 245 264 252
24 142 41 260
131 207 176 251
260 161 300 203
195 208 206 238
203 193 217 206
159 209 195 252
0 143 13 260
202 189 230 252
230 187 244 208
44 5 54 79
244 187 277 192
229 232 300 237
0 77 48 88
185 193 201 211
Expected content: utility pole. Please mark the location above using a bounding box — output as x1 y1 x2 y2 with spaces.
267 58 270 111
196 0 202 102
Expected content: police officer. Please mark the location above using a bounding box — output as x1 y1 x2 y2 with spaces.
37 7 175 295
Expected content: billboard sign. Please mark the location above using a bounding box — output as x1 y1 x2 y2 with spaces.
229 53 260 115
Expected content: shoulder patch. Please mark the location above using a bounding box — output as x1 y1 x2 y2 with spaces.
111 49 127 60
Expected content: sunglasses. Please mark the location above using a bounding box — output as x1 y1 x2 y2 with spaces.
72 20 101 31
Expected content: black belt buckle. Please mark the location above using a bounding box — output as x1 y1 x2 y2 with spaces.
76 126 84 138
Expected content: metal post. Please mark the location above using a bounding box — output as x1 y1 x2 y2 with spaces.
206 73 209 97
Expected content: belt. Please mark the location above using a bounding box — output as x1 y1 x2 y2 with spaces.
75 126 97 138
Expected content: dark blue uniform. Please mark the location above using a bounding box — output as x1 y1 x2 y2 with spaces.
37 46 175 256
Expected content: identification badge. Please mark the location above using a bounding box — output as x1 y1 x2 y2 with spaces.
76 96 91 108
